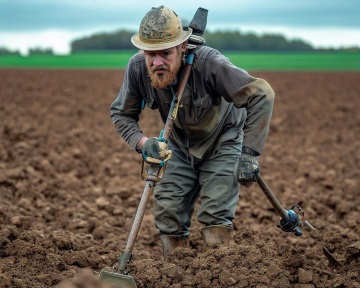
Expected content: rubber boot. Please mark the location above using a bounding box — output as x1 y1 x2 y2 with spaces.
201 225 233 248
160 235 189 261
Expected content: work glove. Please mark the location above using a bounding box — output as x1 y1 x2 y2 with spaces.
237 147 260 185
142 137 171 165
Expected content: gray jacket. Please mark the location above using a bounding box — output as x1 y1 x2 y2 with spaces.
110 46 275 159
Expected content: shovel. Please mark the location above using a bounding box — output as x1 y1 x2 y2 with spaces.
98 8 209 288
98 173 156 288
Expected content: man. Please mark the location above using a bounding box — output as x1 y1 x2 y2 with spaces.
110 6 275 260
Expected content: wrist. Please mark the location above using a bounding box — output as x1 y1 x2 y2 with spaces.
136 136 149 153
242 146 260 157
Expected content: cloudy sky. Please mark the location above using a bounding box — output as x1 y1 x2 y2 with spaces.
1 0 359 54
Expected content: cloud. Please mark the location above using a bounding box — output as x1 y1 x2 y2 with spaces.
0 0 359 53
1 0 359 32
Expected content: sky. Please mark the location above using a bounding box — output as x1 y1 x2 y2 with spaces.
1 0 359 55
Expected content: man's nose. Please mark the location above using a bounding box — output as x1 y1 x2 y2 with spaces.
152 55 165 66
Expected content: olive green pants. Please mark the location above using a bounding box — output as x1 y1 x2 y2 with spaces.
154 129 242 236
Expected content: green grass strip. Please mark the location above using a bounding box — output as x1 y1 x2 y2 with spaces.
0 51 359 70
226 51 360 71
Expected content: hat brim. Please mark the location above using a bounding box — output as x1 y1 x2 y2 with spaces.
131 28 192 51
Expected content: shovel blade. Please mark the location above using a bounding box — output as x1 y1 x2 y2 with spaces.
98 269 137 288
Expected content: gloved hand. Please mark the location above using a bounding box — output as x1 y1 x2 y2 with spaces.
142 137 171 165
237 147 260 185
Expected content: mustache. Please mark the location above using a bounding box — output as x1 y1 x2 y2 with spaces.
152 65 169 72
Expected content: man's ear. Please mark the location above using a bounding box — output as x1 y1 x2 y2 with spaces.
182 41 188 52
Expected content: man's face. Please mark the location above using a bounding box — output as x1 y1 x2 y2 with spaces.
144 44 184 89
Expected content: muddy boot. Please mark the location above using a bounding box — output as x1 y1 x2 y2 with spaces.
201 225 233 248
160 235 189 261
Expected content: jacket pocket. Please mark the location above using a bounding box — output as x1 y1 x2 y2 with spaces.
193 94 212 121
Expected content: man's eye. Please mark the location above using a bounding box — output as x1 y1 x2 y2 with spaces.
162 51 170 56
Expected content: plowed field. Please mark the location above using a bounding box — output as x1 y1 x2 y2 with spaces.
0 69 359 288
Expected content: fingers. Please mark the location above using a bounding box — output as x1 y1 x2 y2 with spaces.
143 150 172 165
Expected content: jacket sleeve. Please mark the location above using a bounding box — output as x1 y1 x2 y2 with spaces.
110 56 144 151
205 51 275 155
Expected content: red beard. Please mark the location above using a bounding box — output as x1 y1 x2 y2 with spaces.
147 55 182 89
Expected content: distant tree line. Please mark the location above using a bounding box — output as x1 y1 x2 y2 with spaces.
70 29 318 52
71 30 135 52
0 47 21 55
28 47 54 55
0 47 53 56
203 31 314 51
1 30 358 56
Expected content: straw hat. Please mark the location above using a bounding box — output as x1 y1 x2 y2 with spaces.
131 6 192 51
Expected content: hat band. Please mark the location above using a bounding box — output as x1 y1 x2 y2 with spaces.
139 31 182 44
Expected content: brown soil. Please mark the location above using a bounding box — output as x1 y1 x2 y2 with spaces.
0 69 359 288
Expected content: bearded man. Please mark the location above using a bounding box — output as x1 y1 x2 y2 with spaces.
110 6 275 260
